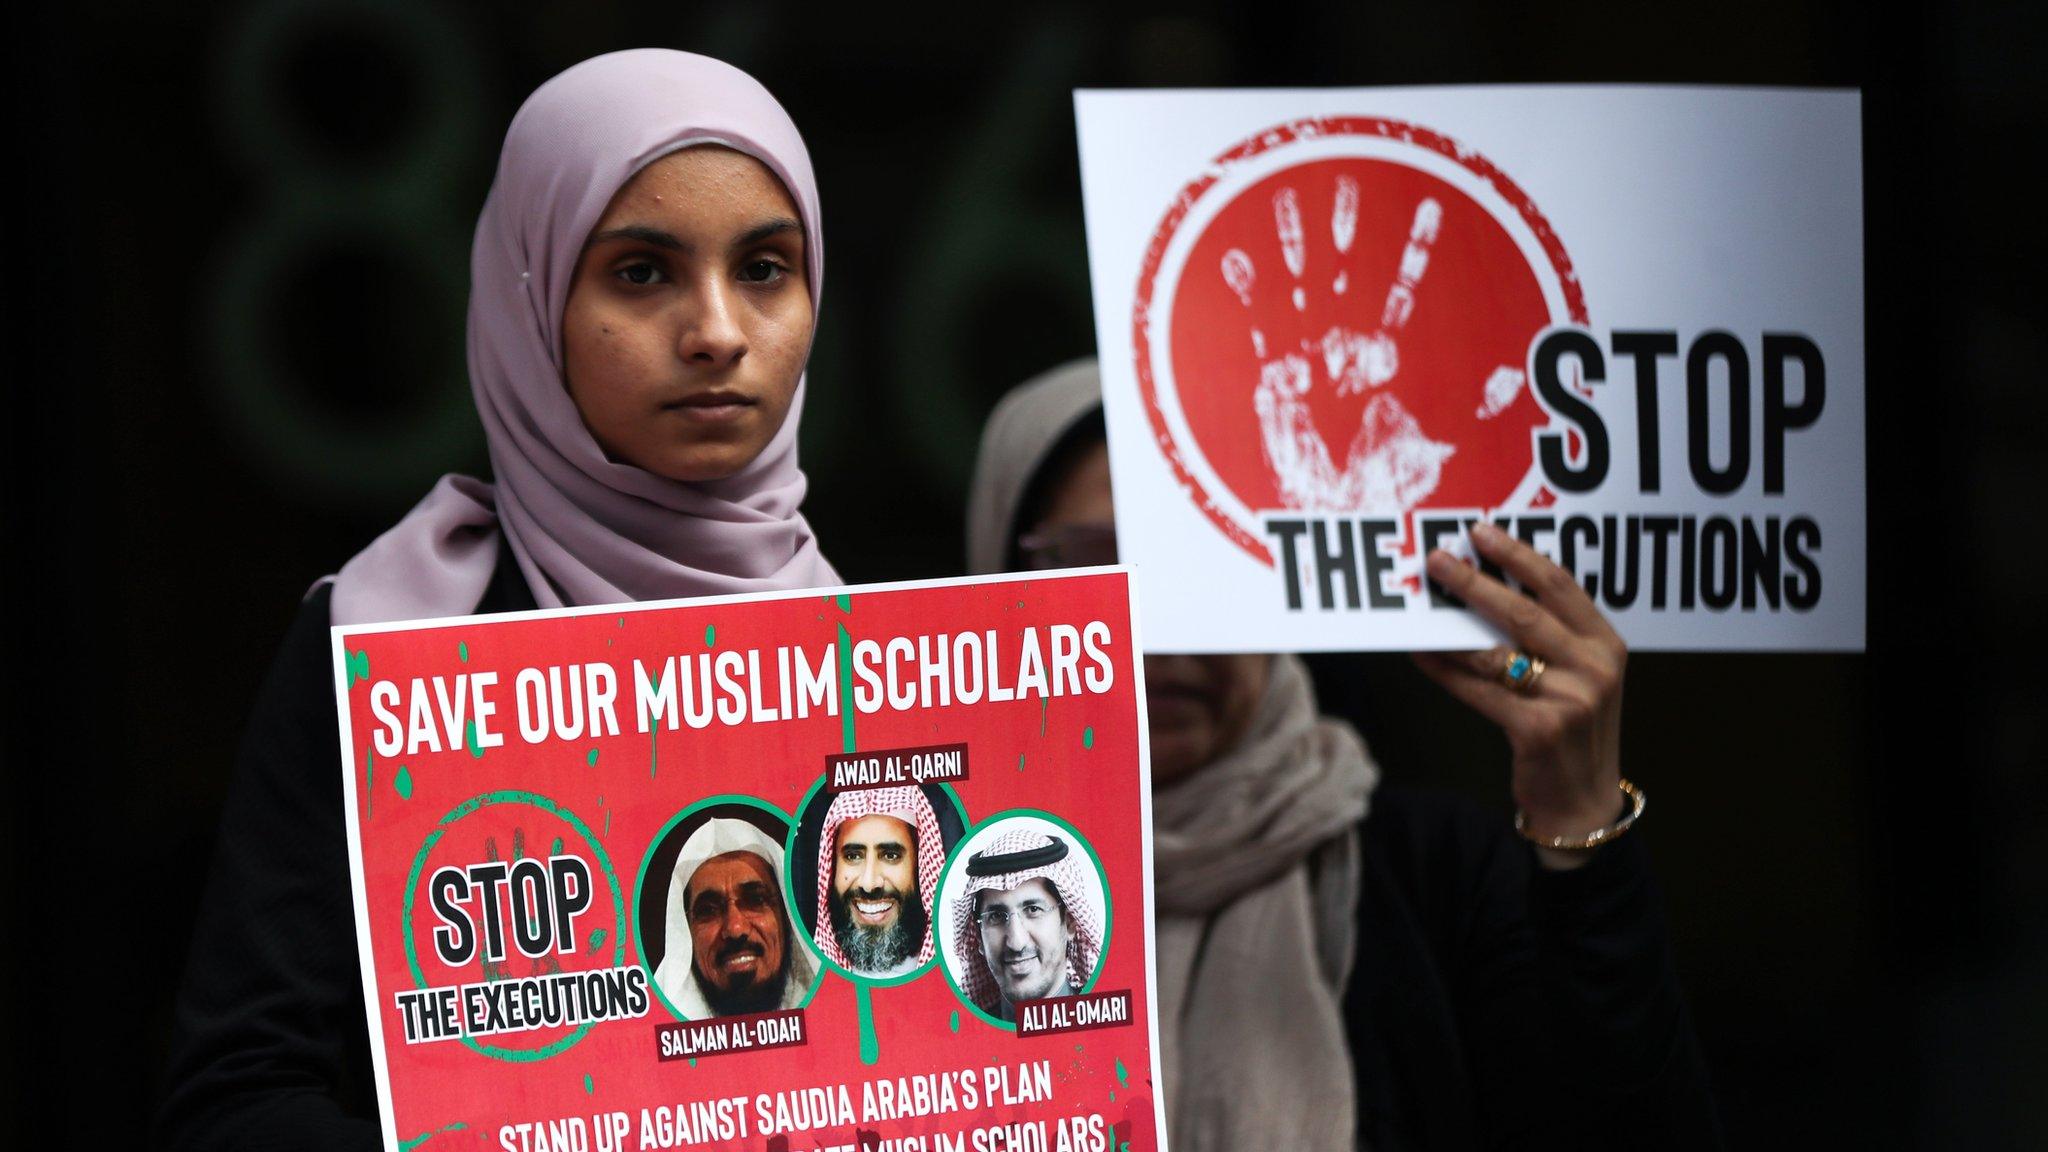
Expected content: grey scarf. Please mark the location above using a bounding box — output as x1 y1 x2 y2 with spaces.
1152 653 1375 1151
968 359 1379 1151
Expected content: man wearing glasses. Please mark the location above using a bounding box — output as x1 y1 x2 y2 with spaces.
954 826 1103 1021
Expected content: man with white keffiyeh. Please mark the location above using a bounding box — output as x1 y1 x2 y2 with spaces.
812 786 946 977
952 825 1104 1021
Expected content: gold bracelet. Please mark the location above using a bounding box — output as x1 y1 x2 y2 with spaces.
1514 779 1645 851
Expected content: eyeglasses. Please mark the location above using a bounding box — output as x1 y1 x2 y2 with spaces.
690 886 775 923
976 900 1058 930
1016 524 1119 571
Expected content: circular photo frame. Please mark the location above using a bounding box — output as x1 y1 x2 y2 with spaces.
936 810 1112 1030
634 794 825 1022
786 777 968 988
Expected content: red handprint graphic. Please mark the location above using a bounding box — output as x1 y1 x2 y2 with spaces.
1165 155 1556 520
1245 186 1458 509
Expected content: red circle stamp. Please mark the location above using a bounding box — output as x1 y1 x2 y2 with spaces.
1131 116 1589 565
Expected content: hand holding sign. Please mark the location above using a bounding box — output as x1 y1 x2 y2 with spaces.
1413 522 1627 858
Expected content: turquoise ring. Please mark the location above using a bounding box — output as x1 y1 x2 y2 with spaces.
1502 651 1546 691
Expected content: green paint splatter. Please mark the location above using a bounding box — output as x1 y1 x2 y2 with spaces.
604 807 611 837
835 593 852 613
617 616 625 628
465 720 483 759
855 982 880 1065
394 766 413 800
551 836 564 856
1040 696 1048 736
586 748 599 767
365 750 375 818
1017 754 1026 771
837 622 857 754
648 709 659 779
704 623 716 647
1115 1057 1129 1085
583 1073 594 1095
345 649 371 687
688 1058 696 1068
1109 1090 1116 1102
398 1121 467 1151
457 642 469 663
587 927 608 954
1082 726 1095 749
949 1010 960 1034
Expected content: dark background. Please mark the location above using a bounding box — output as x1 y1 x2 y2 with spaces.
5 1 2043 1146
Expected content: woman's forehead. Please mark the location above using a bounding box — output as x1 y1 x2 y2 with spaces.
600 145 802 228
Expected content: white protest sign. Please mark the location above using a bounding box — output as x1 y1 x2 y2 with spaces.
1076 86 1863 652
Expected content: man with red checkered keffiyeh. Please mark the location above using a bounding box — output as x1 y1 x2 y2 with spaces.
812 786 946 977
952 825 1103 1021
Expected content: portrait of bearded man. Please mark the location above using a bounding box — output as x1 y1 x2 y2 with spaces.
807 786 950 978
651 815 820 1018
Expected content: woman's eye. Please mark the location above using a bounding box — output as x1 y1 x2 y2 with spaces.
616 261 665 286
738 259 784 284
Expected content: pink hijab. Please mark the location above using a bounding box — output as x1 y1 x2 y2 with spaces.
329 49 837 625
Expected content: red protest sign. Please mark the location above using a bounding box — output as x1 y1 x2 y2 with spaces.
333 570 1161 1152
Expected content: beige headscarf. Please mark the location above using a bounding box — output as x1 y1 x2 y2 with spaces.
967 360 1379 1151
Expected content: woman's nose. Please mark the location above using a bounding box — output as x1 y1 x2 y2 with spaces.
678 282 747 366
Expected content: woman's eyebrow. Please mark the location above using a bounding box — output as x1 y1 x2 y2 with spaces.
583 218 801 254
733 217 802 248
586 224 684 252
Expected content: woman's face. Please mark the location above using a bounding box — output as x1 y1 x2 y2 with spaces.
562 145 813 483
1024 439 1269 786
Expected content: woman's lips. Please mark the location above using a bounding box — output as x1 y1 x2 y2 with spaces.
665 392 757 424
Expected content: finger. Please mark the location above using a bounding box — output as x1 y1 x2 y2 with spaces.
1435 646 1603 712
1467 522 1605 635
1426 546 1578 662
1410 651 1524 729
1417 651 1614 766
1379 197 1442 332
1468 521 1616 640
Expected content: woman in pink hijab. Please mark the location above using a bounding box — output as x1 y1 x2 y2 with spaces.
333 47 836 623
159 51 837 1150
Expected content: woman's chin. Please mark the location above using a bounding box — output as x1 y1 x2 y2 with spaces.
636 439 767 484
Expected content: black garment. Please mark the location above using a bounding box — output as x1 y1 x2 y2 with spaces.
160 560 1716 1150
158 559 535 1152
1348 787 1723 1149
